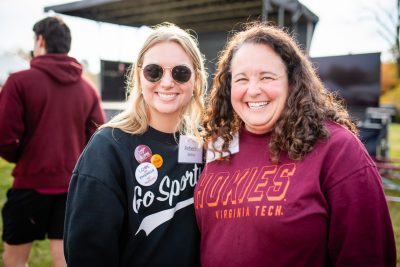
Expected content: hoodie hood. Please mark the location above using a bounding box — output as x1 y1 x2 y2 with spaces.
31 54 83 84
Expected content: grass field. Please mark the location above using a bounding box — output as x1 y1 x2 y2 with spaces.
389 123 400 159
0 124 399 266
388 123 400 266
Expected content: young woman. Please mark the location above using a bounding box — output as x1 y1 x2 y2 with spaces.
195 22 396 267
64 23 207 267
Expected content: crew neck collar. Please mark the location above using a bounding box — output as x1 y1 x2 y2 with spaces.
241 126 271 138
146 126 179 145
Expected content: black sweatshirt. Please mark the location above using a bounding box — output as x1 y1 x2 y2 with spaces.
64 127 202 266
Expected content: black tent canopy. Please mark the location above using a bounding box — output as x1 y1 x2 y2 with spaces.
45 0 319 105
44 0 318 50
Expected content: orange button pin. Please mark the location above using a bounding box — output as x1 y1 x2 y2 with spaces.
151 154 163 168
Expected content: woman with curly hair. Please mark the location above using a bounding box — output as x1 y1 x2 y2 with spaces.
194 22 396 267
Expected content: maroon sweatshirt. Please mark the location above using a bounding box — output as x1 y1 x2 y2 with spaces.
195 122 396 267
0 54 105 192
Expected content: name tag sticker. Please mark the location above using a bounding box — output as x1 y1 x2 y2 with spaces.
178 135 203 164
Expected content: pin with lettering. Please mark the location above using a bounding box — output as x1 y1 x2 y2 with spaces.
151 154 163 168
178 135 203 164
135 162 158 186
134 145 152 163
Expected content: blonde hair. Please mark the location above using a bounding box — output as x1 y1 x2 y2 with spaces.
100 23 207 143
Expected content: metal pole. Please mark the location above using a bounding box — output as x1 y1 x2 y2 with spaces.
262 0 271 21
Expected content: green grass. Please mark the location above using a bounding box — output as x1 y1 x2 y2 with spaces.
389 123 400 159
387 123 400 265
0 124 399 266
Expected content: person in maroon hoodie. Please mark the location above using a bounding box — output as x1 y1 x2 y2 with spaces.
195 22 397 266
0 16 105 267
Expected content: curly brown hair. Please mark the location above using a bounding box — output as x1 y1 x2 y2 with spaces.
204 22 358 162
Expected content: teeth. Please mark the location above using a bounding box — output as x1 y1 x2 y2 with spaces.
158 92 177 99
248 101 269 109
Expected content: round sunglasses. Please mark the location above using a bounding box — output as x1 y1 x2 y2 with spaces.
141 64 192 84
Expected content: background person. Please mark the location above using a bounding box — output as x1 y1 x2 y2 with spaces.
63 22 207 266
195 22 396 267
0 16 105 267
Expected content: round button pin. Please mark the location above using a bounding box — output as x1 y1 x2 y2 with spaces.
134 145 152 163
151 154 163 168
135 162 158 186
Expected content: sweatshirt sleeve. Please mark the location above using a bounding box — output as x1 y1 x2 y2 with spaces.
326 165 396 266
64 131 127 266
64 173 125 266
0 75 25 162
85 87 105 143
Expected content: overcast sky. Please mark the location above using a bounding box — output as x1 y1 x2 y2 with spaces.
0 0 397 73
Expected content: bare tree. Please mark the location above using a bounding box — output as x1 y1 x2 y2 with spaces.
396 0 400 77
368 0 400 76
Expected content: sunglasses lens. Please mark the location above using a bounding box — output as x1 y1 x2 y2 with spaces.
142 64 192 83
143 64 163 82
172 65 192 83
